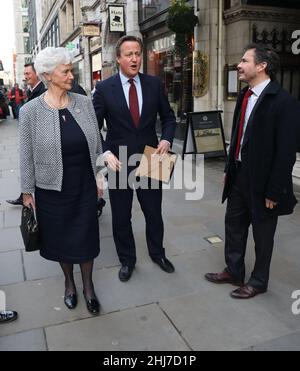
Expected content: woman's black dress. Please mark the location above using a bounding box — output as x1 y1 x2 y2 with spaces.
35 109 100 263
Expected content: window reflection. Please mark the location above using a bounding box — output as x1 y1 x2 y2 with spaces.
138 0 170 22
146 34 193 119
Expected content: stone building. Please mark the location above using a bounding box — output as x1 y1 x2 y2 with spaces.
13 0 31 85
27 0 300 178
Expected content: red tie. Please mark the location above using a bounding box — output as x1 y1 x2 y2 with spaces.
235 89 253 160
129 79 140 127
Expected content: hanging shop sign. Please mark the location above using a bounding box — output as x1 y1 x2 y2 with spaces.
108 5 125 33
83 23 100 37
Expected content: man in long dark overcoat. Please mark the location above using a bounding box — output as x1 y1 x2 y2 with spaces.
205 43 300 299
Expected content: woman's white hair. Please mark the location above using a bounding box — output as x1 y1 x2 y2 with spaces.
34 47 74 86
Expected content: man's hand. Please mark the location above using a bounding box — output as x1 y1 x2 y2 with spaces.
23 194 35 210
154 140 170 160
265 198 277 209
104 152 122 172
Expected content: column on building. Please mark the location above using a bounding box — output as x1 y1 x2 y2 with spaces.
13 0 32 86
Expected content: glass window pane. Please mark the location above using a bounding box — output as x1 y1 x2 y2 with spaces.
22 16 29 33
139 0 171 22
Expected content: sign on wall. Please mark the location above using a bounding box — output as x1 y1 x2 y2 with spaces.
66 37 81 56
83 24 100 37
108 5 125 33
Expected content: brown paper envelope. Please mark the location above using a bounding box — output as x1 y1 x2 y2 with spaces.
136 145 177 183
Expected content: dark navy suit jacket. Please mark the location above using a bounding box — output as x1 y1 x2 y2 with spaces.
93 73 176 159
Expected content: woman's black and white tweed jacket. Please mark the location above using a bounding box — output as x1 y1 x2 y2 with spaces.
19 92 103 193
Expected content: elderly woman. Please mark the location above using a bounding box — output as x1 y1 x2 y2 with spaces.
19 47 102 315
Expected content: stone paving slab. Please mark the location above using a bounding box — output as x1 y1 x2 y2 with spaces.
22 251 64 281
244 331 300 351
0 211 4 229
3 208 22 228
0 329 47 351
94 258 195 314
0 252 200 338
158 291 292 351
0 169 20 179
0 227 23 252
45 304 189 351
0 250 24 285
99 215 113 238
0 277 98 337
0 179 20 201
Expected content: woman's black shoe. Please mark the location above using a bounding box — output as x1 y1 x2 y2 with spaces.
64 293 77 309
83 292 100 315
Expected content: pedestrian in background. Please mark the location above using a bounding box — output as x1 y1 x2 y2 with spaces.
205 44 300 299
8 83 26 119
19 47 103 315
7 63 46 206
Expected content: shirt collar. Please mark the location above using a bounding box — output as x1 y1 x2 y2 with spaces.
119 70 140 86
251 79 271 97
30 80 42 92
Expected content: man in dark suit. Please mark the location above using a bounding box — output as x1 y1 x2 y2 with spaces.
6 63 46 206
205 43 300 299
93 35 177 282
24 63 46 101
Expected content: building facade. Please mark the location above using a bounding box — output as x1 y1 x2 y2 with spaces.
26 0 300 178
13 0 32 86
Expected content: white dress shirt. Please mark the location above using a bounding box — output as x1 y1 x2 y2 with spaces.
237 78 271 161
119 71 143 115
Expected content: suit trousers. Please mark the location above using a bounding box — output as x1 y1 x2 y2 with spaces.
224 162 278 290
108 173 165 267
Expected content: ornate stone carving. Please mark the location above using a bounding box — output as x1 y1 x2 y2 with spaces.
224 5 300 25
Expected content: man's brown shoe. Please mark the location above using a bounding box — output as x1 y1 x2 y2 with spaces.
204 270 243 286
230 285 267 299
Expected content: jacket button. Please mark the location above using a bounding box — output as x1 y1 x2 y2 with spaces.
75 109 81 114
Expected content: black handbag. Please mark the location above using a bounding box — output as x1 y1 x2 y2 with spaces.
20 206 40 252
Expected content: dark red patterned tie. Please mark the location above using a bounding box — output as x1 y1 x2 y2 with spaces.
235 89 253 160
128 79 140 127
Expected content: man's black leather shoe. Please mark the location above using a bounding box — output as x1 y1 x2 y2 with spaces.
0 310 18 323
152 257 175 273
64 293 77 309
6 195 23 206
118 265 134 282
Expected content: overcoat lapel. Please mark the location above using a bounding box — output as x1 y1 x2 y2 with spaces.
242 82 279 148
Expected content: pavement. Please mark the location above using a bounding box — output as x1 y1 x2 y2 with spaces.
1 116 300 351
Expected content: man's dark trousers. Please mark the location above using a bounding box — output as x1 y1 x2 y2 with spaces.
109 171 164 268
225 161 278 291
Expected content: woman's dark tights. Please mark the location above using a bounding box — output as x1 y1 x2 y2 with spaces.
60 260 96 300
